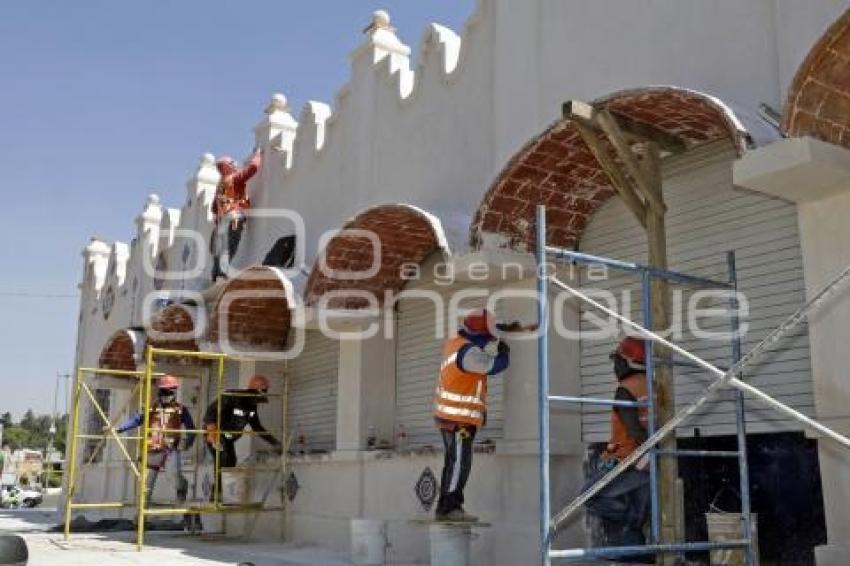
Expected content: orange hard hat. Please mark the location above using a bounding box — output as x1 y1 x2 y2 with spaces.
158 374 180 390
463 309 494 336
248 374 269 391
612 336 646 364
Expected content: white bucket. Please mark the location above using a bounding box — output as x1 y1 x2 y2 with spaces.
220 470 251 505
350 519 387 566
706 512 758 566
429 524 471 566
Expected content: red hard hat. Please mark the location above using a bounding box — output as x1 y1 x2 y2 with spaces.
463 309 494 336
613 336 646 364
216 156 237 174
248 374 269 391
158 374 180 390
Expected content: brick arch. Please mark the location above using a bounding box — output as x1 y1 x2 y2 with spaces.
147 304 199 352
470 86 748 252
782 9 850 148
304 204 448 309
209 266 294 352
98 329 144 371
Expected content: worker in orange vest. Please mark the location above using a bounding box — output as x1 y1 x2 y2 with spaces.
113 374 198 528
433 309 519 522
584 336 652 556
210 148 262 281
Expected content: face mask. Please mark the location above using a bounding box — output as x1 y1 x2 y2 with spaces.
159 390 176 404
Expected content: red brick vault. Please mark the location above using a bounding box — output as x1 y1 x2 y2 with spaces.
470 87 749 252
209 266 294 352
147 303 199 352
98 329 145 371
304 204 448 309
783 9 850 148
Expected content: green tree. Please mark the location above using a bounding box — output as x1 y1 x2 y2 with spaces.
0 412 12 427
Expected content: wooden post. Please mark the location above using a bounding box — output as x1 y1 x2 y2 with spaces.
642 142 681 564
565 100 683 561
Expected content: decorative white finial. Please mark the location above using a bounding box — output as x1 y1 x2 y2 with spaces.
200 152 215 166
147 193 161 206
364 9 394 34
266 93 289 114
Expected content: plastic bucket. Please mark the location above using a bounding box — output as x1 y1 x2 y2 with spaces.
705 512 758 566
350 519 387 566
221 470 251 505
429 524 471 566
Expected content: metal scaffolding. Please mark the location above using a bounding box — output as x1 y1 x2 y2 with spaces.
63 346 290 551
535 205 850 564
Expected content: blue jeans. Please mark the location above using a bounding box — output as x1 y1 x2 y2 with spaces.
583 461 650 546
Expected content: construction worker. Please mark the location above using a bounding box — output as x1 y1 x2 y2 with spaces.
112 374 197 527
210 148 262 281
584 336 652 558
433 309 524 522
202 375 282 495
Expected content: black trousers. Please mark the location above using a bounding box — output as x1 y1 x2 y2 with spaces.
436 426 476 515
205 438 237 501
583 464 651 548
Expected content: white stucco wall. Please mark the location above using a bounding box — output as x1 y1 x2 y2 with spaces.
67 1 850 563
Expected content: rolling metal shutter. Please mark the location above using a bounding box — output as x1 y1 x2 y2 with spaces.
578 143 814 441
286 332 339 452
395 281 505 447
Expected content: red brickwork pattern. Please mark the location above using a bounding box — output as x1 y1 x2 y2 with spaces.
209 267 291 351
305 205 441 309
471 88 743 252
98 330 138 371
783 10 850 148
148 304 198 352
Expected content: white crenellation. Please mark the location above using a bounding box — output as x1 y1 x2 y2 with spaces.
420 24 461 76
81 237 111 294
135 193 163 260
255 93 299 167
297 101 333 152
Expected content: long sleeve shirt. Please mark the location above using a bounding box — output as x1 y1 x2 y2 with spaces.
116 406 196 449
455 330 510 375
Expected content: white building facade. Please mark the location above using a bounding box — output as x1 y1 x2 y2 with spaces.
69 2 850 564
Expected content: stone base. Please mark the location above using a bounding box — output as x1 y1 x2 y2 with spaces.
816 543 850 566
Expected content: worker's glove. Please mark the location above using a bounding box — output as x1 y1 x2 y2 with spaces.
483 339 500 357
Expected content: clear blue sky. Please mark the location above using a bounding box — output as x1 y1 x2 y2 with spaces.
0 1 474 420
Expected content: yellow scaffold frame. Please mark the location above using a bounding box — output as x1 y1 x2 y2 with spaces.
63 346 291 551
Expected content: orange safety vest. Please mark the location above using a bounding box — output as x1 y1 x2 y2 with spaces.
433 335 487 428
604 373 649 461
148 403 184 452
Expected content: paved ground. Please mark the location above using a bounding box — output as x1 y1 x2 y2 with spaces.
0 508 351 565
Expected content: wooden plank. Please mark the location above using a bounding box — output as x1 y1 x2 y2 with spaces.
608 109 688 154
641 142 682 559
597 111 667 215
573 121 647 228
564 99 688 155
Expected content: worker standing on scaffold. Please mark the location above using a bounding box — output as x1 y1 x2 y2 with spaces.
202 375 283 498
583 336 652 561
432 309 536 522
111 374 199 530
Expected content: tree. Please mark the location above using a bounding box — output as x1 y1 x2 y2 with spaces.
20 410 36 431
0 412 12 427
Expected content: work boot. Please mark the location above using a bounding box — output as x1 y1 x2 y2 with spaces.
437 508 478 522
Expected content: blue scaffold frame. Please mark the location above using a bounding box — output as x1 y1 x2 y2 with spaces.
535 204 755 565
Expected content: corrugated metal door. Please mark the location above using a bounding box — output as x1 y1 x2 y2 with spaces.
286 332 339 452
395 280 505 447
578 143 814 441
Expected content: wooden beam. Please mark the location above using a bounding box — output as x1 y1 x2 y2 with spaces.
596 109 668 215
573 121 647 228
564 100 687 154
642 142 682 563
607 109 688 154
